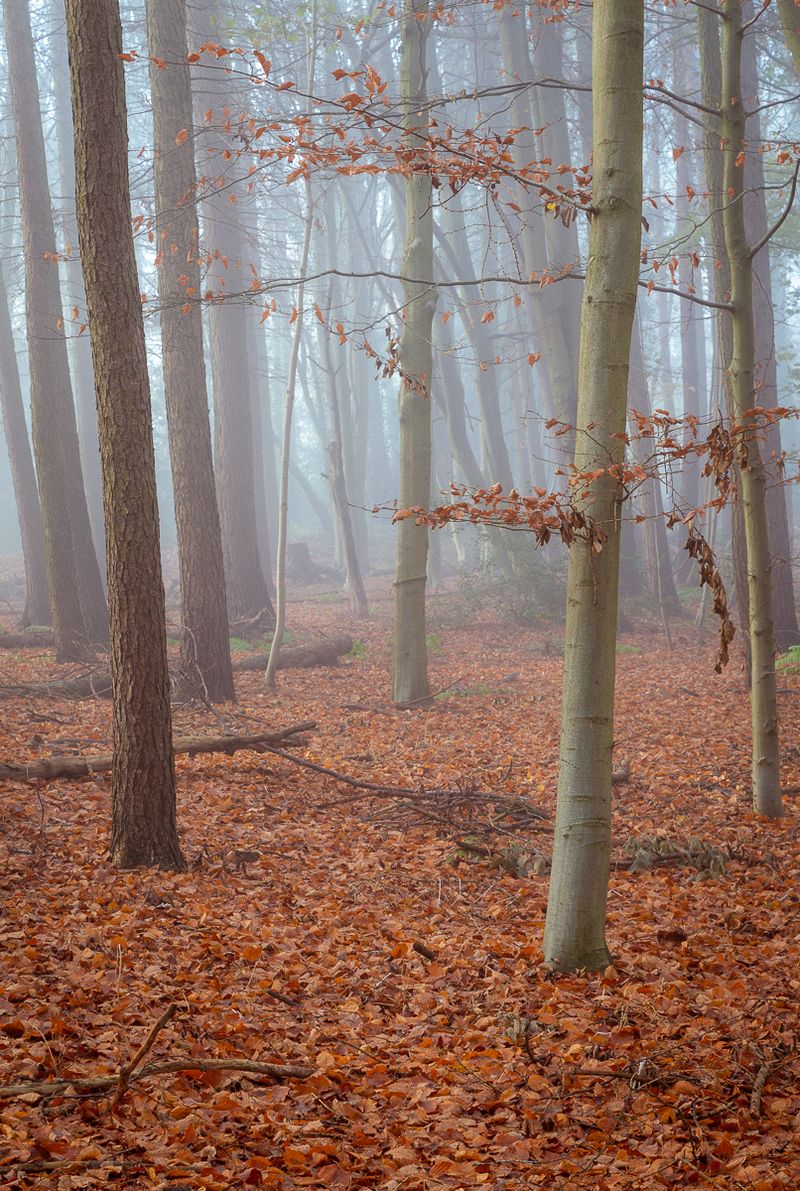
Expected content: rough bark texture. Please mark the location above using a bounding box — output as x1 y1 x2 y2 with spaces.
720 3 782 819
0 259 50 626
65 0 184 867
146 0 235 702
543 0 644 972
4 0 107 659
190 0 274 624
392 0 435 707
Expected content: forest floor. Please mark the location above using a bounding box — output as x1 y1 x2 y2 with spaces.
0 575 799 1189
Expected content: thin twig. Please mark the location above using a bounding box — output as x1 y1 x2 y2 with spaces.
112 1003 176 1106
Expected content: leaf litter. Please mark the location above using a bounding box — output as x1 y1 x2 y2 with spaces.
0 587 799 1189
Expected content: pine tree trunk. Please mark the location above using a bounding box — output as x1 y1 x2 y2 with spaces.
145 0 235 702
543 0 644 972
392 0 435 707
720 2 782 819
65 0 184 868
4 0 107 658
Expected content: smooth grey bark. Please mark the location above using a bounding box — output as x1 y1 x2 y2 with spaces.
741 10 799 650
697 5 751 674
392 0 435 706
543 0 644 972
721 1 782 819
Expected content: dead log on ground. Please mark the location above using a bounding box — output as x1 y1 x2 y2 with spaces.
0 631 54 648
0 671 113 700
0 637 354 700
232 635 353 672
0 722 315 782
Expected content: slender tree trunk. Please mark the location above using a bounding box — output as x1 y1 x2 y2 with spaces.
741 11 799 650
697 5 751 676
543 0 644 972
265 0 318 690
146 0 235 702
392 0 435 707
319 293 368 617
66 0 184 868
720 2 782 819
4 0 107 658
0 259 50 625
629 316 681 616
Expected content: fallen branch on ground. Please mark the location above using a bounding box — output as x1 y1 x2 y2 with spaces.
256 742 551 833
0 1003 313 1103
0 723 315 782
231 635 354 671
0 1057 314 1102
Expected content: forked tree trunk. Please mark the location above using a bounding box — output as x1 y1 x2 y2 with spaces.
145 0 235 702
4 0 107 659
720 2 781 819
66 0 184 869
392 0 435 707
543 0 644 972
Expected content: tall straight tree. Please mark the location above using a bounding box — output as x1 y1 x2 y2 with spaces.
50 0 104 559
65 0 184 869
720 1 782 819
145 0 235 702
392 0 435 707
189 0 274 626
4 0 107 658
543 0 644 972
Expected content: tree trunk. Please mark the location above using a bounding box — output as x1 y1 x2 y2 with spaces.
392 0 435 707
543 0 644 972
4 0 107 659
741 10 799 650
697 5 751 679
145 0 235 702
50 0 105 561
189 0 273 625
0 257 50 626
720 2 782 819
777 0 800 74
65 0 184 868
